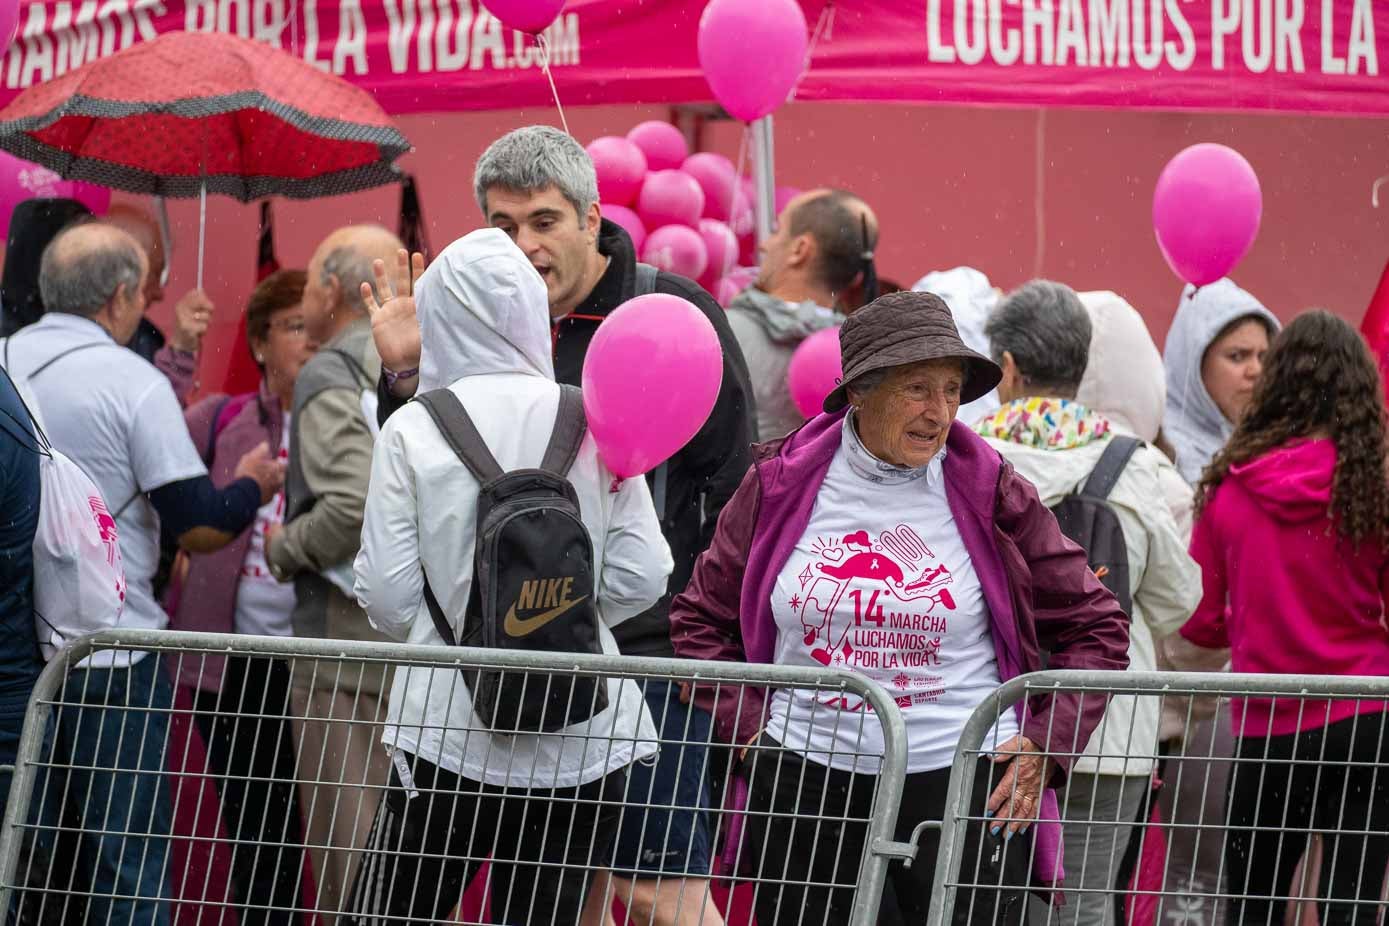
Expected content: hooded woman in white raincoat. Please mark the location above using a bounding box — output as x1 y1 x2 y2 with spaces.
351 228 672 924
1163 279 1280 484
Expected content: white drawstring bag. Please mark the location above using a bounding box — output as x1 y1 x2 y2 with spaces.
31 437 127 660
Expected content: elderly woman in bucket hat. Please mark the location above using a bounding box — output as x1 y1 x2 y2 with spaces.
671 291 1130 924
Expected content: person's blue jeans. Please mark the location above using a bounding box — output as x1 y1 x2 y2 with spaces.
33 654 174 925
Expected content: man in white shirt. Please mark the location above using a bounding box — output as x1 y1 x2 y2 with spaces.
2 223 283 925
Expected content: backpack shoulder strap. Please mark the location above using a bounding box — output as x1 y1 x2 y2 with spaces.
1080 436 1142 501
326 347 372 388
539 385 588 477
634 262 660 297
30 341 115 379
415 388 504 484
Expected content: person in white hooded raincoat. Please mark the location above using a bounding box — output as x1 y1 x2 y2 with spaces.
349 228 672 924
1162 278 1280 485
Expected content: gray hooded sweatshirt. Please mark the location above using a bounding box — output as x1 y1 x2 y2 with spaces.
726 287 841 441
1162 278 1280 484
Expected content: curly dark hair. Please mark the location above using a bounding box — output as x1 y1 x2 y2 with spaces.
1195 310 1389 545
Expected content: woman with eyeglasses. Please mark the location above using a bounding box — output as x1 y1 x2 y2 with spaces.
165 269 315 925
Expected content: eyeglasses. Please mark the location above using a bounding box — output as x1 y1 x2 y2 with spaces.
267 319 308 337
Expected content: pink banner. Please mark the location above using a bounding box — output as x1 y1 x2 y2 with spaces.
1 0 1386 116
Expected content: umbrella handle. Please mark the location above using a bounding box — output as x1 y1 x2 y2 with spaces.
154 198 173 288
197 179 206 292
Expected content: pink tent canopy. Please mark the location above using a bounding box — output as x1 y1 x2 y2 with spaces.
1 0 1386 117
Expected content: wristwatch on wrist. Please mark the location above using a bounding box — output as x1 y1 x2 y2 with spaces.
383 365 419 390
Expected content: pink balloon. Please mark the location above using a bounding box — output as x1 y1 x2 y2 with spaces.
643 225 708 282
0 152 113 239
587 136 647 207
697 218 738 289
787 327 843 419
637 169 704 231
728 265 759 290
480 0 565 33
713 277 742 307
1153 143 1262 287
682 153 738 221
603 203 647 253
729 191 755 239
627 121 688 172
775 185 802 215
582 293 725 478
698 0 808 122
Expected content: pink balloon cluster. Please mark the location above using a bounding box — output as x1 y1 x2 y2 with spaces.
587 122 760 298
0 151 113 239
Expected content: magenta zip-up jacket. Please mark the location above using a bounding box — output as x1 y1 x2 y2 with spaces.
670 409 1131 888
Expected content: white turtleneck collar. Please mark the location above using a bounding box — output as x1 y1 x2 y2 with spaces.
841 410 945 487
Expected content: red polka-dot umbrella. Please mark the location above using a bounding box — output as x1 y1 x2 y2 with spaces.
0 30 411 283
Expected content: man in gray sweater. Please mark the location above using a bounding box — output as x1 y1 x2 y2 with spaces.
266 223 402 921
727 189 877 440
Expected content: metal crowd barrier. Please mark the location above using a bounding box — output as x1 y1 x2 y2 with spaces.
0 630 915 926
926 670 1389 926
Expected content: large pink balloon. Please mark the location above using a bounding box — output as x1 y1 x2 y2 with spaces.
1153 143 1262 286
682 153 738 221
637 169 704 231
587 136 647 207
603 204 647 253
0 152 112 239
787 327 843 419
698 0 808 123
643 225 708 282
480 0 565 33
627 121 688 172
582 293 724 478
697 218 738 290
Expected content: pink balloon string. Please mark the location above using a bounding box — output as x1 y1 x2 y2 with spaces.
728 126 748 229
537 33 570 136
788 1 835 104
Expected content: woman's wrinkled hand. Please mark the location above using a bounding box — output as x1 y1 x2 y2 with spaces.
985 734 1050 838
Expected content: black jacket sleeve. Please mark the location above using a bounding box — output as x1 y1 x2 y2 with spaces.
657 273 755 551
376 373 409 429
147 475 260 538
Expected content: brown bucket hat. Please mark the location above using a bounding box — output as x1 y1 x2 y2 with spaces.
823 290 1003 413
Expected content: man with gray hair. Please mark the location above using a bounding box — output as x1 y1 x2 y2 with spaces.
264 223 402 921
974 279 1201 926
369 125 753 926
1 222 283 924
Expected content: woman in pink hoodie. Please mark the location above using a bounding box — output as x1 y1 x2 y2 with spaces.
1181 311 1389 926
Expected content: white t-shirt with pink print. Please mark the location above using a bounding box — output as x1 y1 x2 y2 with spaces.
765 414 1018 774
233 416 295 638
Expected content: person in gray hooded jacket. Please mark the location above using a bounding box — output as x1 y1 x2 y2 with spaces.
727 189 877 440
1163 278 1281 484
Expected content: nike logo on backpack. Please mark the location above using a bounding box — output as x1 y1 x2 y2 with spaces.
504 577 588 637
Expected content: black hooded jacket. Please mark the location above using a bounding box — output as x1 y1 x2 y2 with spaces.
379 219 755 656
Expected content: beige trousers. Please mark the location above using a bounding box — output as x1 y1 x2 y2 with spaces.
290 682 391 924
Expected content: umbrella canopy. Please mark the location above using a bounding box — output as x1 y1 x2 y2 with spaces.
0 31 410 202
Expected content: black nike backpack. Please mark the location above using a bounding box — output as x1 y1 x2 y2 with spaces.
1047 435 1141 619
416 385 608 733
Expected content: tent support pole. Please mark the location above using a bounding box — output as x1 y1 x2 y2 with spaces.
752 115 776 244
